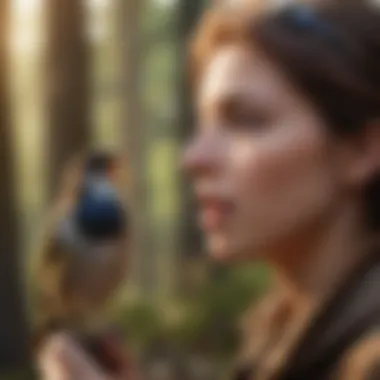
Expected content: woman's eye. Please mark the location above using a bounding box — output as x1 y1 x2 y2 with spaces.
235 112 267 126
221 100 270 130
226 109 269 130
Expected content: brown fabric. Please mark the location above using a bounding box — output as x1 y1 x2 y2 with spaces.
365 363 380 380
233 252 380 380
335 331 380 380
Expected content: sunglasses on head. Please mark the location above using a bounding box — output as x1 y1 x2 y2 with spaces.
276 4 343 49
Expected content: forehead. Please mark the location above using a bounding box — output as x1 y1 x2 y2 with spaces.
197 45 292 109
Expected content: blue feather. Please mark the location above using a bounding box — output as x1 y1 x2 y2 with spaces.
74 180 126 240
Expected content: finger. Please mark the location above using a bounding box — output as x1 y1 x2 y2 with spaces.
38 335 71 380
39 333 108 380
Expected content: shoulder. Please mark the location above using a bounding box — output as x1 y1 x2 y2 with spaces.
336 329 380 380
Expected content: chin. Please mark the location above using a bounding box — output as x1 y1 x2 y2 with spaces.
206 236 260 262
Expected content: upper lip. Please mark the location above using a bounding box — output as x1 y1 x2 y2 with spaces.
195 191 234 210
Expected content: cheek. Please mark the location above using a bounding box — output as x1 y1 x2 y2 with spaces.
231 130 337 225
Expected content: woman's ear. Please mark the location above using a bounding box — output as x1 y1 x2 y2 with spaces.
338 122 380 189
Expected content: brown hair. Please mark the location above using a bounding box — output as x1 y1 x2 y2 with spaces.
189 0 380 230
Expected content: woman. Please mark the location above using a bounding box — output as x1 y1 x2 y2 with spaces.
38 0 380 379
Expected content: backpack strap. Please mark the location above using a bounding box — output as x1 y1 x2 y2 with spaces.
277 252 380 380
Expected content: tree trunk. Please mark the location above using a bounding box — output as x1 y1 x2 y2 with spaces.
46 0 91 198
117 0 152 297
177 0 203 258
0 0 29 368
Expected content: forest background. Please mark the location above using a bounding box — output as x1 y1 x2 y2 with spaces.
1 0 271 378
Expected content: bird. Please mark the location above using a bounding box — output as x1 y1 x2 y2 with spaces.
33 150 130 346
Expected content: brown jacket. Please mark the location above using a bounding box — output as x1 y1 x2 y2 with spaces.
234 252 380 380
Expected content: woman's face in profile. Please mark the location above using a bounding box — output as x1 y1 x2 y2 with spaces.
183 45 348 261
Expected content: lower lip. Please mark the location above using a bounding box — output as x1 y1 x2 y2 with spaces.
199 205 232 232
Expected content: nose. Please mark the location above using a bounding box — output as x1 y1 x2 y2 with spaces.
181 132 223 179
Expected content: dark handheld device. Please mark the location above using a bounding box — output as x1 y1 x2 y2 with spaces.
75 329 127 375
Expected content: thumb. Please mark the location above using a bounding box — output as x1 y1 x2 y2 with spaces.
39 333 110 380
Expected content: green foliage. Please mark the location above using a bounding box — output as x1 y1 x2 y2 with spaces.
117 264 269 359
116 300 167 350
174 264 269 356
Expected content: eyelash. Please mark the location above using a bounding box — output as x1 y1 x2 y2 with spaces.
226 110 268 129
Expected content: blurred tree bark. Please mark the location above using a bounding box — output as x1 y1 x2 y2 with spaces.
0 0 29 369
46 0 91 198
116 0 153 297
177 0 203 258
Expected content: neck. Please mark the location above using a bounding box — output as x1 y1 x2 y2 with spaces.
270 204 374 308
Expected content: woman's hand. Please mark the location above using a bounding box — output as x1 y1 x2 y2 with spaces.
38 333 139 380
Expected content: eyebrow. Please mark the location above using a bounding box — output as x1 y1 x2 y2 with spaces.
200 90 271 117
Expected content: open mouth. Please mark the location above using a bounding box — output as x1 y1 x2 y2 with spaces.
197 196 235 232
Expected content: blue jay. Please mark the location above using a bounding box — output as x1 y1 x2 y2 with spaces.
74 154 127 241
34 152 130 339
